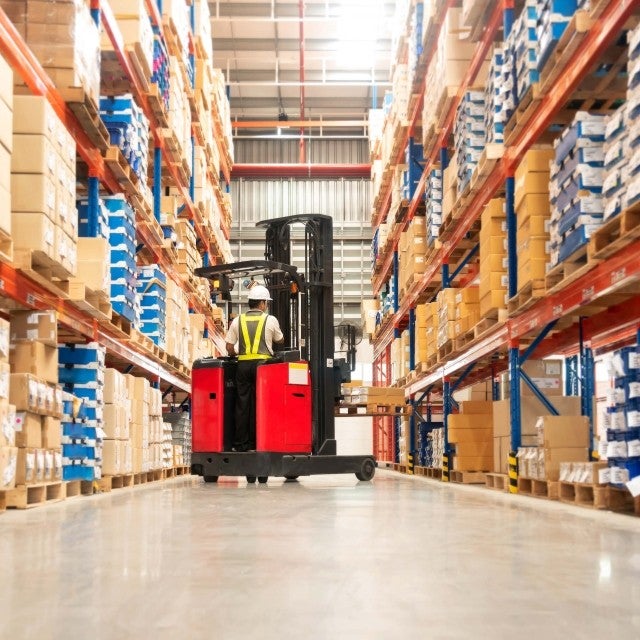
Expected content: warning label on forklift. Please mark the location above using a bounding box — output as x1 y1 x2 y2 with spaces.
288 362 308 385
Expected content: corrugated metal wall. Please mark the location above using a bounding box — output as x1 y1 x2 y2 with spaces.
230 139 372 323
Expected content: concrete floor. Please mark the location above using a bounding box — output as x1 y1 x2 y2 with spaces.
1 471 639 639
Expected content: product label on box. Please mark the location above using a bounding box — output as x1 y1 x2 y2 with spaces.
607 440 628 458
629 382 640 400
627 410 640 428
610 411 626 431
611 466 630 484
607 388 626 406
627 439 640 457
598 439 609 459
2 454 15 488
629 353 640 369
598 467 611 484
626 475 640 498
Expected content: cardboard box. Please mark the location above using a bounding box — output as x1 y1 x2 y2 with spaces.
0 183 10 236
0 360 8 401
454 441 494 458
537 415 590 449
127 375 150 404
10 341 58 383
9 374 39 413
76 237 110 292
52 450 62 481
514 173 551 208
12 134 57 177
0 401 15 447
460 401 493 415
0 143 10 193
131 421 149 449
0 99 12 154
34 448 46 483
10 310 57 346
14 411 42 448
448 414 492 432
103 404 127 440
448 427 493 444
104 368 126 404
10 172 56 218
0 51 12 110
515 149 554 181
517 214 550 236
0 446 17 489
44 449 54 481
42 417 61 449
102 439 121 475
493 396 582 438
452 455 493 472
541 447 589 481
16 447 36 485
515 193 551 219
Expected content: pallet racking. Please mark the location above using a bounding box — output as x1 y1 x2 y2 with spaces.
369 1 640 482
0 0 235 404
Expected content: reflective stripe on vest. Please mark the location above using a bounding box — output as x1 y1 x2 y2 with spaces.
238 313 270 361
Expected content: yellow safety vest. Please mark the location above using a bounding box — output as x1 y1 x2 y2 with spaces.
238 313 270 361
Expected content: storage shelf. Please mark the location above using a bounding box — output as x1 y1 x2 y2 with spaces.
0 1 235 391
371 0 640 387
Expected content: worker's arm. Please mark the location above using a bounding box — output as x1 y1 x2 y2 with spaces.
226 342 236 357
271 317 285 343
224 319 239 357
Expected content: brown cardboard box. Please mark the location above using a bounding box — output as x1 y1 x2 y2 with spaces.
0 318 9 363
103 404 127 440
460 401 493 415
453 455 493 472
76 237 110 292
52 450 62 481
12 95 57 138
0 446 17 489
131 401 149 427
0 183 10 236
10 173 56 218
11 134 57 177
542 447 589 481
454 441 493 458
104 368 125 404
0 361 9 401
0 42 13 109
126 375 150 404
10 341 58 383
10 310 57 346
43 449 54 481
493 396 582 438
14 412 41 448
0 401 15 447
27 1 78 25
10 374 39 413
131 421 149 449
501 359 564 398
514 173 551 208
514 149 554 182
34 448 45 483
516 193 551 219
16 447 36 485
448 427 493 443
517 214 550 237
0 143 10 192
12 211 56 258
0 99 12 153
537 415 590 449
42 417 61 449
132 447 144 473
492 436 511 474
448 414 492 431
102 440 121 475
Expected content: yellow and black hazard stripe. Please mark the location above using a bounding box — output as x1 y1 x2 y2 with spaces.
508 452 518 494
407 453 414 475
442 454 449 482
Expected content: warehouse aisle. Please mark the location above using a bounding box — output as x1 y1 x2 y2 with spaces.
1 471 639 639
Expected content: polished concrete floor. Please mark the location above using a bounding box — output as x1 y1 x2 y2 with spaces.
1 471 639 639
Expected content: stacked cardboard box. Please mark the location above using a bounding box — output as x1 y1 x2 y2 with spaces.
0 53 11 237
453 287 480 338
514 149 554 290
479 198 508 316
165 277 192 366
58 342 105 481
518 415 589 481
0 317 17 490
425 168 443 246
484 46 504 144
414 302 435 364
361 299 380 340
536 0 580 72
175 219 202 277
149 387 163 471
162 420 174 469
391 331 410 381
162 0 192 86
164 411 191 466
102 368 131 476
341 385 405 409
602 105 629 221
559 461 608 484
548 112 605 269
399 216 427 294
168 55 192 172
12 95 78 278
4 0 101 104
127 375 151 473
442 152 458 220
137 265 167 348
436 288 457 348
422 8 486 147
455 90 487 195
449 401 494 471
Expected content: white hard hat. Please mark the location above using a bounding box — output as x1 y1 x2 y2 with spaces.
247 284 272 301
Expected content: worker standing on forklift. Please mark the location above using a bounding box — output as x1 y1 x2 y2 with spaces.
225 285 284 452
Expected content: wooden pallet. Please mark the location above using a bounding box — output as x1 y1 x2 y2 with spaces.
392 463 408 474
146 82 169 128
175 465 190 476
5 482 65 509
450 470 487 484
103 146 139 197
517 477 559 500
545 244 599 294
485 473 509 492
437 339 454 363
474 309 508 340
103 474 135 491
61 280 113 323
559 481 610 509
508 280 546 316
600 486 640 515
588 204 640 260
454 328 476 352
107 312 132 340
470 143 504 192
336 403 407 417
13 248 72 294
504 84 542 145
58 87 110 152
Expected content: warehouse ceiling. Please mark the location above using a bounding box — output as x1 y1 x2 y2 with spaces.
210 0 396 126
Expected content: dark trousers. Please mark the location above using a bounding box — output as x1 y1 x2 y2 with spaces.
234 360 262 450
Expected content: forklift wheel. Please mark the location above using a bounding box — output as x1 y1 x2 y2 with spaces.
258 476 268 484
246 476 257 483
203 476 218 483
284 475 299 481
355 458 376 482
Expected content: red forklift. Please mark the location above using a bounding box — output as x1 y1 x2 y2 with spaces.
190 214 377 484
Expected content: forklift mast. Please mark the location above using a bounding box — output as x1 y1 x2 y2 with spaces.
258 214 336 456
